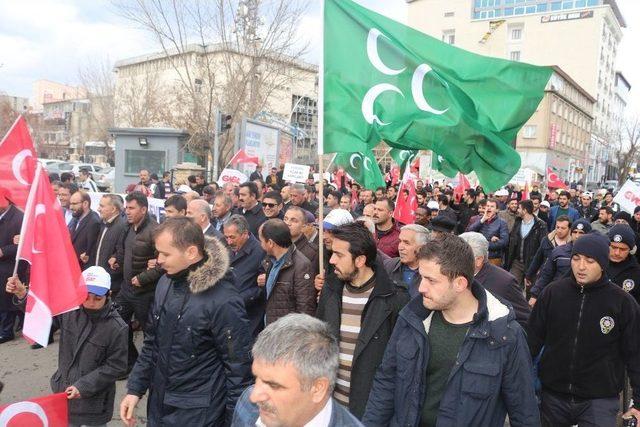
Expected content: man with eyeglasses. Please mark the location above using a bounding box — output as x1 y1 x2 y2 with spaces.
529 219 591 307
262 191 284 220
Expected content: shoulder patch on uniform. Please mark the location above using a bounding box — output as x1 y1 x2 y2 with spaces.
623 279 635 292
600 316 615 334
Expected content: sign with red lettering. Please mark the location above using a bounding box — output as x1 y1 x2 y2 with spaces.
217 168 248 187
614 180 640 214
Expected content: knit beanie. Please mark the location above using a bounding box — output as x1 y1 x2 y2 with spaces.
613 211 632 223
571 218 592 233
571 233 610 272
608 224 637 250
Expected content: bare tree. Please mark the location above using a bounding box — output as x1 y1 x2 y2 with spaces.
112 0 311 173
614 117 640 181
78 58 116 142
0 100 18 137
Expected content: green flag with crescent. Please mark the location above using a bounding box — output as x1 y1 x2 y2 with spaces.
389 148 419 173
333 149 386 190
322 0 552 191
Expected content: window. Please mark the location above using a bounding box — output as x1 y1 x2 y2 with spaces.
511 28 522 40
523 125 537 138
505 7 514 15
587 0 599 5
562 1 574 9
514 7 524 14
510 51 521 61
526 5 536 13
551 1 562 10
125 150 166 175
495 8 502 16
575 0 586 7
442 30 456 45
537 3 548 11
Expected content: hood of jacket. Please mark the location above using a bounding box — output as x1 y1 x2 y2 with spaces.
187 236 231 294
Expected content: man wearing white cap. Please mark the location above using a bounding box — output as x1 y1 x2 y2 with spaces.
6 266 128 427
576 191 598 222
494 188 510 210
314 209 354 293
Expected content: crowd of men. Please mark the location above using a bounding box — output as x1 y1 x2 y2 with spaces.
2 164 640 426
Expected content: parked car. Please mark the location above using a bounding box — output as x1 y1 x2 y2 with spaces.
96 167 114 192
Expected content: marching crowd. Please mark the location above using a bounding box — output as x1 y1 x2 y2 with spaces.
2 164 640 427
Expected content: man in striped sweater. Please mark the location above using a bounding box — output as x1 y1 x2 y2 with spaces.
316 222 409 419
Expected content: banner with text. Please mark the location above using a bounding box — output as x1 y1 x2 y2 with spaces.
614 179 640 214
283 163 311 183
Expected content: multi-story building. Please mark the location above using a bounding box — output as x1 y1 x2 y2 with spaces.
113 42 318 166
517 66 595 184
0 94 29 113
39 99 93 160
31 80 86 113
406 0 626 184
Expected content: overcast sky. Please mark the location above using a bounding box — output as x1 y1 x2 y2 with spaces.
0 0 638 113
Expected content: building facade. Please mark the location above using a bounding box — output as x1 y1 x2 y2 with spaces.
31 80 86 113
406 0 626 184
113 43 319 167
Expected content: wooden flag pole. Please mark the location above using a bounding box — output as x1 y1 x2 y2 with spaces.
317 0 326 279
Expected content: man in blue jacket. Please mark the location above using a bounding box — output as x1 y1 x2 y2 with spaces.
120 217 253 426
363 234 539 427
547 191 580 230
468 198 509 266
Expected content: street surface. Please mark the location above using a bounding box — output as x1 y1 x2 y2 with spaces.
0 330 148 426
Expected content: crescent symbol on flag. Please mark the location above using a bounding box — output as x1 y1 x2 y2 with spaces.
12 149 33 186
399 151 409 161
363 156 373 171
350 153 362 169
362 84 404 126
367 29 406 76
32 204 46 254
411 64 449 115
0 401 49 426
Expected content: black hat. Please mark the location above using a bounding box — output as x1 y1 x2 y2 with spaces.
608 224 636 250
430 215 456 233
634 206 640 215
614 211 632 223
571 233 610 272
571 219 592 233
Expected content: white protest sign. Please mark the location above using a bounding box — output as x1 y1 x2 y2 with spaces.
313 172 331 182
283 163 311 183
613 179 640 214
217 168 249 187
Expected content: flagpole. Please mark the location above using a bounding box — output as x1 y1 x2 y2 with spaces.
13 163 42 276
0 115 22 148
317 0 326 278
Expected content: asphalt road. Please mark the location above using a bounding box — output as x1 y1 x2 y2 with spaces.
0 330 148 426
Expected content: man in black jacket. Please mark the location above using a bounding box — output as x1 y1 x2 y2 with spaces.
236 181 267 237
383 224 430 298
114 192 163 370
576 191 598 221
120 217 253 426
460 232 530 328
505 199 548 289
68 190 101 269
224 214 266 337
607 224 640 305
316 222 409 419
528 233 640 426
95 194 127 294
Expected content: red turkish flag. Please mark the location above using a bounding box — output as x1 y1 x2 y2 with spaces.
454 173 471 202
522 182 530 200
333 168 345 190
229 149 260 165
0 116 37 209
0 392 68 426
546 167 568 189
17 164 87 347
394 169 418 225
390 166 401 186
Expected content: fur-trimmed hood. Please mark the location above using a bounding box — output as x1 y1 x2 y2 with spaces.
187 236 231 294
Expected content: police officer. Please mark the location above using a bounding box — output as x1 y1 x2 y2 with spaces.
608 224 640 305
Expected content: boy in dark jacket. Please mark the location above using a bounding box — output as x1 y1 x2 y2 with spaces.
6 266 128 427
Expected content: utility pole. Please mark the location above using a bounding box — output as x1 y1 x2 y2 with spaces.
213 109 220 180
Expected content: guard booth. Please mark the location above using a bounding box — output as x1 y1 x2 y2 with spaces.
109 127 190 193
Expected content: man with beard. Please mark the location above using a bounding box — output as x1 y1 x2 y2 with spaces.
498 199 519 233
68 190 101 269
547 191 579 230
591 206 614 234
468 199 509 266
94 194 127 295
58 182 78 225
373 198 400 258
607 224 640 305
415 206 431 227
236 181 267 237
457 189 478 234
314 209 354 294
316 222 408 419
363 235 538 426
